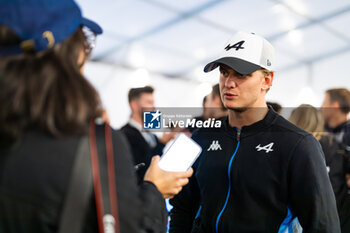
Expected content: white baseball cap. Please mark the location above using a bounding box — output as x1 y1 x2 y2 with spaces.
204 31 274 75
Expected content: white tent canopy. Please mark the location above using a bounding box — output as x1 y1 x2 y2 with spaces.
76 0 350 128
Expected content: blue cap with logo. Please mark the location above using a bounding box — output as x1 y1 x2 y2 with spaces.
0 0 102 56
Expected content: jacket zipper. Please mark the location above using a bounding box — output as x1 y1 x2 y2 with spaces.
215 129 241 233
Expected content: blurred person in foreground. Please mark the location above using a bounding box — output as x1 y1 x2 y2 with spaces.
169 31 340 233
0 0 192 232
289 104 350 232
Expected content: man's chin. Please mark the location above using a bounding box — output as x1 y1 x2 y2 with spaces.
227 107 248 113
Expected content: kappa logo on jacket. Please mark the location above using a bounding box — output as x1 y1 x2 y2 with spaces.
256 142 274 153
207 140 222 151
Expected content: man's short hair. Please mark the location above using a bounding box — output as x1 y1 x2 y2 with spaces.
267 101 282 113
326 88 350 114
128 86 154 103
212 84 220 99
202 95 208 107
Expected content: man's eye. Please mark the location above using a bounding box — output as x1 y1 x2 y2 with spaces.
237 72 249 79
235 71 244 77
221 70 228 76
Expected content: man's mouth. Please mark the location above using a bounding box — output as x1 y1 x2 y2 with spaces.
224 93 237 100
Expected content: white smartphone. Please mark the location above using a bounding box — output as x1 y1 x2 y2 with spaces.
158 133 202 172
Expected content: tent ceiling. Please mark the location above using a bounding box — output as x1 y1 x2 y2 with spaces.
76 0 350 79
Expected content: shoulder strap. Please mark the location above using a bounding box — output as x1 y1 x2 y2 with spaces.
58 135 93 233
58 120 120 233
89 120 120 233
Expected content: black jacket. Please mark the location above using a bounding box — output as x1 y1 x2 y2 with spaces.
0 124 167 233
319 135 348 214
170 109 340 233
321 122 350 232
121 123 165 182
325 120 350 173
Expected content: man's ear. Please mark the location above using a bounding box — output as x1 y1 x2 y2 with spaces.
130 100 138 113
262 72 274 91
332 101 340 108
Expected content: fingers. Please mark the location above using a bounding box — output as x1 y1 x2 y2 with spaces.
161 176 188 199
151 155 160 163
164 194 175 199
186 167 194 177
163 186 183 199
147 155 160 169
145 158 194 198
174 167 193 179
168 179 187 195
177 178 189 187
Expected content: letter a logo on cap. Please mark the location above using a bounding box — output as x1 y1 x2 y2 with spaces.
225 40 245 51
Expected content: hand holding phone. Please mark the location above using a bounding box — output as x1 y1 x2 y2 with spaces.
158 133 202 172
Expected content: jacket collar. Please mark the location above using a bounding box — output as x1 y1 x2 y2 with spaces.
222 106 278 139
325 120 350 133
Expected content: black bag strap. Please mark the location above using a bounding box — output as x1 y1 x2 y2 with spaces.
89 120 120 233
58 120 120 233
58 135 93 233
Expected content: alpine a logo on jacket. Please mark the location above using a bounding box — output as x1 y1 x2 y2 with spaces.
256 142 274 153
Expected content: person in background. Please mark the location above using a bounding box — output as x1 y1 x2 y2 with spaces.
189 84 228 133
204 84 228 120
0 0 192 232
121 86 177 182
289 104 350 232
169 31 340 233
321 88 350 167
202 95 208 118
194 95 209 123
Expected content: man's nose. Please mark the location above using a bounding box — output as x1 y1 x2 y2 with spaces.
225 76 237 88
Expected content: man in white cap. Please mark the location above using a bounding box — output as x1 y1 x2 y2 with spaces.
169 31 340 233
